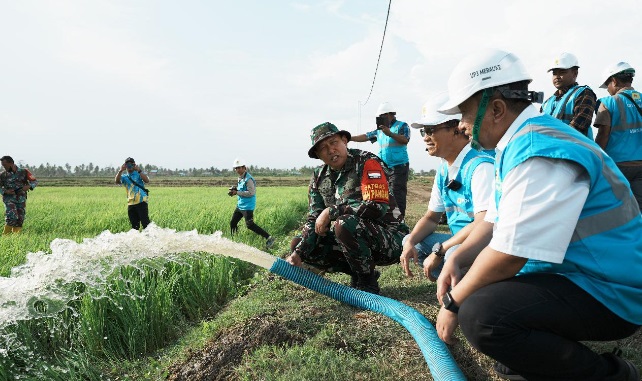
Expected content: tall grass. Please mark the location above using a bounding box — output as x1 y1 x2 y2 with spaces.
0 186 308 380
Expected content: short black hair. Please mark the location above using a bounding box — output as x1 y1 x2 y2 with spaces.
614 73 634 85
0 156 14 163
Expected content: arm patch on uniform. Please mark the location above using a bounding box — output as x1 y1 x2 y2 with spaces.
361 159 389 203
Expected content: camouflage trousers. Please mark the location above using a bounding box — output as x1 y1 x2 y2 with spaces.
3 198 26 227
303 214 406 274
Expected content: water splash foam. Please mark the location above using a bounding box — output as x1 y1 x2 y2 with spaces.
0 223 276 328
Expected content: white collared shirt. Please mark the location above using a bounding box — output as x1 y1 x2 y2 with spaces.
484 105 590 263
428 144 494 215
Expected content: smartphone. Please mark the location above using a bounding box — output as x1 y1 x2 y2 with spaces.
375 116 390 130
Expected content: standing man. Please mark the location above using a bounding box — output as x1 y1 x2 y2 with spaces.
286 122 409 294
229 158 275 250
594 62 642 211
435 49 641 380
541 52 597 138
399 94 494 280
350 102 410 217
0 156 38 234
115 157 150 231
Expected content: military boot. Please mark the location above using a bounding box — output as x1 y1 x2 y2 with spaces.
355 270 381 294
3 225 12 235
12 227 22 233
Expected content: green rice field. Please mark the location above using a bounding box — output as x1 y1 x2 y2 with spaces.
0 185 308 380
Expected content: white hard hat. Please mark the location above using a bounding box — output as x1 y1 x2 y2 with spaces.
411 92 461 128
600 61 636 88
439 48 533 115
232 158 245 167
376 102 396 116
548 52 579 72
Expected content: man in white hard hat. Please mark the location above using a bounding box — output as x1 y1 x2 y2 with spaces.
350 102 411 217
399 93 494 281
229 158 275 249
540 52 597 138
434 49 642 380
594 62 642 211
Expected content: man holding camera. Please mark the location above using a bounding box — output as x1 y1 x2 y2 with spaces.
350 102 410 217
229 158 275 249
1 155 38 234
115 157 150 231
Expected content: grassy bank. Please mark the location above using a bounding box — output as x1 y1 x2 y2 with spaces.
134 179 641 381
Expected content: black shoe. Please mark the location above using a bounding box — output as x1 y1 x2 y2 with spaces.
354 270 381 294
602 348 640 381
493 362 526 381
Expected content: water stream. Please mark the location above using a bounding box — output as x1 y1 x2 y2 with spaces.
0 223 275 328
0 224 277 379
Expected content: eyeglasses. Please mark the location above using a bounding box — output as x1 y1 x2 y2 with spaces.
420 126 451 137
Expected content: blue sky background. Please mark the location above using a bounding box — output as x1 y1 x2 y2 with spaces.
1 0 641 171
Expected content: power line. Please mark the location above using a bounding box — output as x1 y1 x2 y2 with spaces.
361 0 392 107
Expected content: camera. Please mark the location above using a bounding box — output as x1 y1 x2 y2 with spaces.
227 186 237 197
375 115 390 130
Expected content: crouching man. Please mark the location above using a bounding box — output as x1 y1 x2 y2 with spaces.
286 122 409 294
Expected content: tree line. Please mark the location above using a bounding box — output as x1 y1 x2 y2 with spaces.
19 161 435 178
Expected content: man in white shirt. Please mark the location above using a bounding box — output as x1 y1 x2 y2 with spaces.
434 49 642 381
399 94 493 280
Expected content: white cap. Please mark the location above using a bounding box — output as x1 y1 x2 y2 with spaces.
439 48 533 115
600 61 636 88
232 158 245 167
548 52 580 72
411 92 461 128
376 102 396 116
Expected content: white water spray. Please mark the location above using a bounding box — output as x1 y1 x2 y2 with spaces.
0 223 277 328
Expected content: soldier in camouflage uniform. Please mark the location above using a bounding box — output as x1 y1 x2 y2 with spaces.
0 156 38 234
286 122 409 294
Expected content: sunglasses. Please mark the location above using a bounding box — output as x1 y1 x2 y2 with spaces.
419 125 452 137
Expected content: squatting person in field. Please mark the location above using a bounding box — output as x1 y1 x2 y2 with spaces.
115 157 151 231
435 48 642 380
286 122 409 294
228 158 275 250
399 94 493 281
0 156 38 235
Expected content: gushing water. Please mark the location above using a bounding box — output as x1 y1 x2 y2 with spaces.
0 223 279 379
0 223 276 328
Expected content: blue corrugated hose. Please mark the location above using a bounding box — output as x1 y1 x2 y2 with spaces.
270 258 466 381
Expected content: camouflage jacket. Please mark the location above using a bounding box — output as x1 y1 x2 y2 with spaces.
295 148 409 257
0 167 33 203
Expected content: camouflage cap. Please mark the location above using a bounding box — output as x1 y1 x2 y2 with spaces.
308 122 351 159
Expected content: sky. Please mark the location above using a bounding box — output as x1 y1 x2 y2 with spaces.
1 0 641 172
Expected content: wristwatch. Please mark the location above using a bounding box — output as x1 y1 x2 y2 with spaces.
431 242 445 258
443 292 459 313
